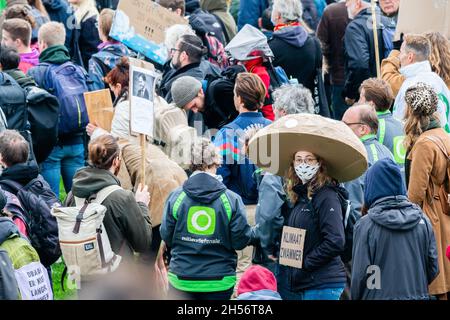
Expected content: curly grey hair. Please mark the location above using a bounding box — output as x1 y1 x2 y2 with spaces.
190 138 222 172
272 0 303 23
272 84 315 115
164 24 195 52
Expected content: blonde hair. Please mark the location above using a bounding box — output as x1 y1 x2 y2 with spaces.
424 32 450 85
286 153 334 203
72 0 99 23
99 8 115 41
403 34 431 62
38 21 66 47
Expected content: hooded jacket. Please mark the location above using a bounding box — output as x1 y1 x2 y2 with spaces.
19 48 40 74
343 8 388 100
351 159 439 300
3 69 36 89
269 25 318 94
201 0 237 42
277 183 347 292
70 167 152 259
0 161 40 186
89 42 130 91
160 172 256 293
392 61 450 131
344 134 394 220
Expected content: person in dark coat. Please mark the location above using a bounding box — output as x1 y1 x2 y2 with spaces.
277 149 347 300
342 0 388 105
351 158 439 300
157 34 206 103
42 0 74 56
316 0 350 120
237 0 269 31
269 0 320 97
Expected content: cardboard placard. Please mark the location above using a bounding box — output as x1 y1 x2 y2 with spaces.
84 89 114 132
395 0 450 40
129 59 157 137
279 226 306 269
110 0 188 66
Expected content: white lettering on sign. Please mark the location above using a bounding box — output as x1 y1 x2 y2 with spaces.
279 226 306 269
14 261 53 300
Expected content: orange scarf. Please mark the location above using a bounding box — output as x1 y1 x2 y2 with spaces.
274 22 301 32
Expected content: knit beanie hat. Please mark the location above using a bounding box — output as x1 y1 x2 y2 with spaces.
171 76 202 109
237 265 277 295
405 82 439 116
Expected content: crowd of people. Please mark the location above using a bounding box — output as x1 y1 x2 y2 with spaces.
0 0 449 301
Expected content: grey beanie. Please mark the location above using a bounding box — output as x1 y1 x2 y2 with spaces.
171 76 202 108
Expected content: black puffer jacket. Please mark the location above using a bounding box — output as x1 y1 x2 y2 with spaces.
277 183 347 292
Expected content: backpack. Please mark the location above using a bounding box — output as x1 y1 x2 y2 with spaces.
0 249 19 300
0 234 53 300
0 72 28 132
40 61 90 136
189 9 227 45
263 60 290 105
203 65 246 129
25 86 60 163
0 177 62 267
336 189 356 264
204 34 229 69
51 185 123 282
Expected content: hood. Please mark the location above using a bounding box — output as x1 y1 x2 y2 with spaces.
182 172 226 204
3 69 36 88
72 167 120 199
200 0 227 12
20 48 40 66
225 24 273 60
39 45 71 65
0 217 19 244
364 158 406 208
400 61 433 79
237 290 282 300
0 161 39 186
368 196 424 231
272 26 308 48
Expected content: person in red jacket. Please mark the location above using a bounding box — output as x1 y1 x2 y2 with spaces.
447 245 450 261
242 50 275 121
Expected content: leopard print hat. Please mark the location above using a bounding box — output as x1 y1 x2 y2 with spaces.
404 82 438 116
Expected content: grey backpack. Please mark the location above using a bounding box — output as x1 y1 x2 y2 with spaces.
0 249 19 300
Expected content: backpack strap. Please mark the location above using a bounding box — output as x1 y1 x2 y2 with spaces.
426 135 450 160
0 179 23 195
93 185 122 205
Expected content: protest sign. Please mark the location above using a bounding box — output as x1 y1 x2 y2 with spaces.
15 261 53 300
279 226 306 269
110 0 188 66
84 89 114 132
395 0 450 40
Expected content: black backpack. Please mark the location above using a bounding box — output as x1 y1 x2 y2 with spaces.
189 9 227 45
0 72 37 163
336 188 356 264
203 65 246 129
0 177 62 267
25 86 60 164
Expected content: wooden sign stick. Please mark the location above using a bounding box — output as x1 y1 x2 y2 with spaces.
371 0 381 78
140 134 146 186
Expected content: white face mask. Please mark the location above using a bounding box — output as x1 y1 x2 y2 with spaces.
295 163 320 184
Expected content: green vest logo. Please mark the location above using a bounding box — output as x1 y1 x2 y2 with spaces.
187 206 216 235
393 136 406 165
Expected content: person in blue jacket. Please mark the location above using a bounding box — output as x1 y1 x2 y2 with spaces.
160 138 258 300
351 158 439 300
237 0 269 31
88 8 129 91
42 0 74 55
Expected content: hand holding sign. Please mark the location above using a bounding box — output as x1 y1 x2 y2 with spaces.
279 226 307 269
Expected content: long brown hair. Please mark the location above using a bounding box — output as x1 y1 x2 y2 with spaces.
403 107 440 151
425 32 450 85
285 152 334 203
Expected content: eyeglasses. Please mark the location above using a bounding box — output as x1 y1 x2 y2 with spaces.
295 158 318 165
170 48 181 54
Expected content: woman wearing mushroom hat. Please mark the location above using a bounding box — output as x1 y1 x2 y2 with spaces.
248 113 368 300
